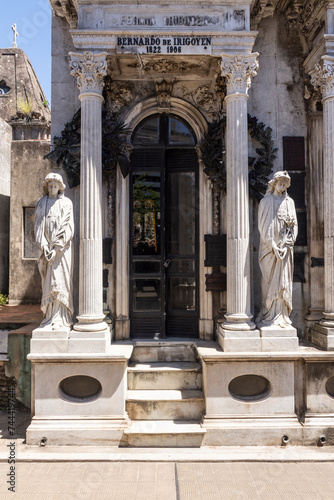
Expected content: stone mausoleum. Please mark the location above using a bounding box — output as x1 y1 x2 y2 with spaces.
16 0 334 447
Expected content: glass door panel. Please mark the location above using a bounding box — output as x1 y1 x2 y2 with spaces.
131 170 164 338
132 172 161 256
166 169 198 336
130 115 198 338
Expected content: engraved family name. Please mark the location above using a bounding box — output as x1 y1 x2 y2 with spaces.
117 36 212 54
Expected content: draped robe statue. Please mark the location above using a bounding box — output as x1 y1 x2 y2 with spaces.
257 171 298 328
35 173 74 330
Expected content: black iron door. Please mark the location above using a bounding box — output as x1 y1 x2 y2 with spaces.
130 115 199 338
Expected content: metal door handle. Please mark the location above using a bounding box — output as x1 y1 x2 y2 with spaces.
164 259 171 268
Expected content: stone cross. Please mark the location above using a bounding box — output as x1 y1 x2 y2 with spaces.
11 24 18 48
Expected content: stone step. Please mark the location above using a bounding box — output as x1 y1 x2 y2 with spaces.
128 362 202 390
126 389 205 421
131 342 197 363
123 420 206 447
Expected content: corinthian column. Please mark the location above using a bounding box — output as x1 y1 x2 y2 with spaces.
310 56 334 349
69 51 108 333
218 52 260 352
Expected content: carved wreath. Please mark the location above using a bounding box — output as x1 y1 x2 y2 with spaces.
200 114 277 201
44 109 130 188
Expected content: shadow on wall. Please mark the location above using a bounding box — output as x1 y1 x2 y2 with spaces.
11 267 42 305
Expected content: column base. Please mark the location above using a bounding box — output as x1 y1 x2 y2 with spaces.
222 313 256 331
259 326 299 352
217 324 261 352
199 319 214 340
74 313 108 333
115 318 130 340
311 324 334 350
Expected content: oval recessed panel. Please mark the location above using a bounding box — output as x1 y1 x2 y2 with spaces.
59 375 102 403
228 374 271 402
325 376 334 398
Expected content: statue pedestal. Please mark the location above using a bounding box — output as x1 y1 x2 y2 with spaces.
30 327 111 354
259 326 299 352
311 324 334 350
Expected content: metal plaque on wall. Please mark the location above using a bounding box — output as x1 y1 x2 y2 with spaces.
204 234 226 267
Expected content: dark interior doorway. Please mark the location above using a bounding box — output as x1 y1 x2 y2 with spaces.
130 114 199 338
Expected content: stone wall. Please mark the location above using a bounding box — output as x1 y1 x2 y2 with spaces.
9 141 51 304
0 48 50 123
51 14 79 138
0 118 11 294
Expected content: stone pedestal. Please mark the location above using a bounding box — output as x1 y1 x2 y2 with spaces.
26 344 133 446
311 324 334 350
259 326 299 352
219 53 260 351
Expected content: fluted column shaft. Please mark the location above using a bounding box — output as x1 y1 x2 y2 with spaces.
311 56 334 327
322 95 334 322
221 52 258 331
69 51 108 332
306 114 324 321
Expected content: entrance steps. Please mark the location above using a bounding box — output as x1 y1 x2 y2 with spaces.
123 341 206 447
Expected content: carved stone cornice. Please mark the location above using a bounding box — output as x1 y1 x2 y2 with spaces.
220 53 259 96
310 56 334 100
49 0 78 28
69 51 107 96
251 0 280 30
277 0 326 43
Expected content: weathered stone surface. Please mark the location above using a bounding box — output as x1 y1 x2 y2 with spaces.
0 118 11 294
9 141 51 304
0 48 50 124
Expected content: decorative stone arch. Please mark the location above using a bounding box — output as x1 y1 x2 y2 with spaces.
123 96 208 143
114 97 214 341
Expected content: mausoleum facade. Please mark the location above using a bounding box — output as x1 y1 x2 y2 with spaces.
23 0 334 447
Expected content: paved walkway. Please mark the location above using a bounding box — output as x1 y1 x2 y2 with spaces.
0 460 334 499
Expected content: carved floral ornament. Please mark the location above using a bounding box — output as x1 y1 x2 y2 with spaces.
69 51 108 95
220 52 259 96
310 56 334 100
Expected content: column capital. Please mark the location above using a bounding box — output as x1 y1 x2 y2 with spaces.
69 51 107 96
310 55 334 100
220 52 259 96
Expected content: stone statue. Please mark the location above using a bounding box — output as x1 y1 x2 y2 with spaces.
257 171 298 328
35 173 74 330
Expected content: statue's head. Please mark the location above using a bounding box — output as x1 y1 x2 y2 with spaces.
268 170 291 194
43 173 66 196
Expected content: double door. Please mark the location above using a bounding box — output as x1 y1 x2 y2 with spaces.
130 140 199 338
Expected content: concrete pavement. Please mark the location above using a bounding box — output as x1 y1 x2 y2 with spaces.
0 460 334 499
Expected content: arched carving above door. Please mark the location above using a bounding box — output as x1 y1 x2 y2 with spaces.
123 97 208 143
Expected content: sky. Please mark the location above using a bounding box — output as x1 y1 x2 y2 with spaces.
0 0 52 105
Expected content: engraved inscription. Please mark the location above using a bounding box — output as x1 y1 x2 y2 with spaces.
117 36 212 55
164 16 219 27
